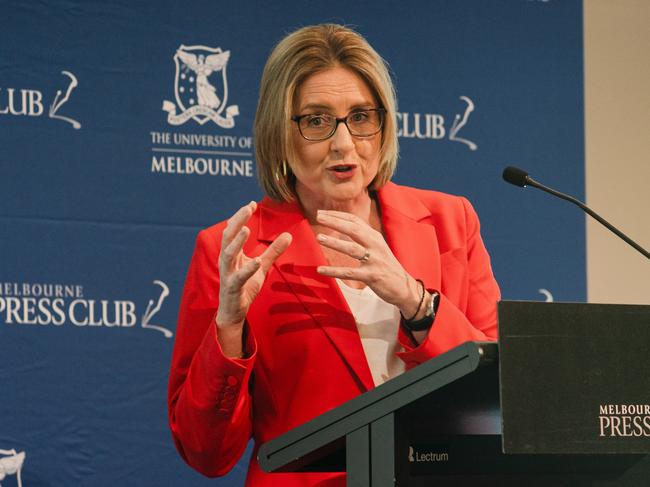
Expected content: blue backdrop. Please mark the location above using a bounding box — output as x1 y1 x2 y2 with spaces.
1 1 584 485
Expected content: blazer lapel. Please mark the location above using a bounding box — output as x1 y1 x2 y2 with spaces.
257 198 375 392
377 183 442 292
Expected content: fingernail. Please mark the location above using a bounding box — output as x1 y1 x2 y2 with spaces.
316 234 327 242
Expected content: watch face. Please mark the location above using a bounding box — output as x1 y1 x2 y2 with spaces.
423 291 436 319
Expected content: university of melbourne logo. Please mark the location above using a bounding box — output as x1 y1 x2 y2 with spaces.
163 45 239 127
151 43 252 177
0 449 25 487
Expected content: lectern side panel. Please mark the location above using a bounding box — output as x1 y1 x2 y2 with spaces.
371 414 396 487
346 426 370 487
499 301 650 454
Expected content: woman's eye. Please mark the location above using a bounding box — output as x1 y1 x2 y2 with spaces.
350 111 369 123
306 115 328 127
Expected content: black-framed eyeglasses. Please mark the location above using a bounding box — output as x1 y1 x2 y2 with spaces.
291 108 386 141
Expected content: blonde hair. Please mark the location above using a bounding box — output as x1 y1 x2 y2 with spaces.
254 24 399 201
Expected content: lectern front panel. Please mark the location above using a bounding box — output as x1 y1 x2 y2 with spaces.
499 300 650 454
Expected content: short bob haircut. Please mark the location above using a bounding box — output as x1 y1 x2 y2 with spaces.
254 24 398 202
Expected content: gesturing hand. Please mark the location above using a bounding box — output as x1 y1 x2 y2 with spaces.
216 201 292 329
314 210 422 319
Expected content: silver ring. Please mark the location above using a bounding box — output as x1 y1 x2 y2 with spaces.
358 249 370 263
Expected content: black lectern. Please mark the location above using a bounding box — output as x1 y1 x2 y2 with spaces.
258 302 650 486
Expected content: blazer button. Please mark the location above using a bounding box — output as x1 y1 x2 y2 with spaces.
226 376 239 386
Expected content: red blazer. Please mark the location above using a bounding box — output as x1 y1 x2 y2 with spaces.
168 182 500 486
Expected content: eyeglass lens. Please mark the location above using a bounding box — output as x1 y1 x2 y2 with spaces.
298 110 383 140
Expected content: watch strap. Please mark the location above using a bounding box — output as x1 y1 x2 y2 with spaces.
402 291 439 332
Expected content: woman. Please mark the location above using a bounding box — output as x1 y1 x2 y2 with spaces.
168 24 500 486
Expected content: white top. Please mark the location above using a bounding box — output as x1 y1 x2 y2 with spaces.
336 279 405 386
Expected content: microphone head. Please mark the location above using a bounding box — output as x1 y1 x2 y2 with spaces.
502 166 530 187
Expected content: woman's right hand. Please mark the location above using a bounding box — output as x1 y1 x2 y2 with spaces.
215 201 292 356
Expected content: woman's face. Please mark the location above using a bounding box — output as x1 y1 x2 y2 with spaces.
290 66 381 207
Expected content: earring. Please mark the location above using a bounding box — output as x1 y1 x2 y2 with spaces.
275 161 288 181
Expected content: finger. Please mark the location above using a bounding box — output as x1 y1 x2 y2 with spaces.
317 210 360 222
316 233 367 260
316 265 365 281
315 211 369 244
228 256 262 289
258 232 292 273
223 201 257 246
220 225 251 272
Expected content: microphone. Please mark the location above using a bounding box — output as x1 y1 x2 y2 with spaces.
502 166 650 260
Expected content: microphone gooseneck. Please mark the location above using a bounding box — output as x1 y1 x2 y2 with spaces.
502 166 650 260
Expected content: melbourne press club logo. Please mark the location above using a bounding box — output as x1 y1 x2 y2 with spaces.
398 95 478 151
599 404 650 438
0 280 173 338
0 70 81 129
151 44 253 178
0 449 25 487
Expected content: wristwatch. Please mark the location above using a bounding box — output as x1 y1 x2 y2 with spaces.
403 291 440 332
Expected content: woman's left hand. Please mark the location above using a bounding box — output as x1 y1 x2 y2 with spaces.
315 209 422 318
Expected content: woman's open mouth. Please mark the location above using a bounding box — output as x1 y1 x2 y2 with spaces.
327 164 357 179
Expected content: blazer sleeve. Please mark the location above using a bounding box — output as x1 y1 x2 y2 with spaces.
167 228 257 477
397 197 500 366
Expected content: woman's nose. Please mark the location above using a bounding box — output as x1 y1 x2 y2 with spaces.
329 121 355 153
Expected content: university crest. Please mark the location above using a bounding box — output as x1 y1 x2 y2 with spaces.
163 44 239 127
